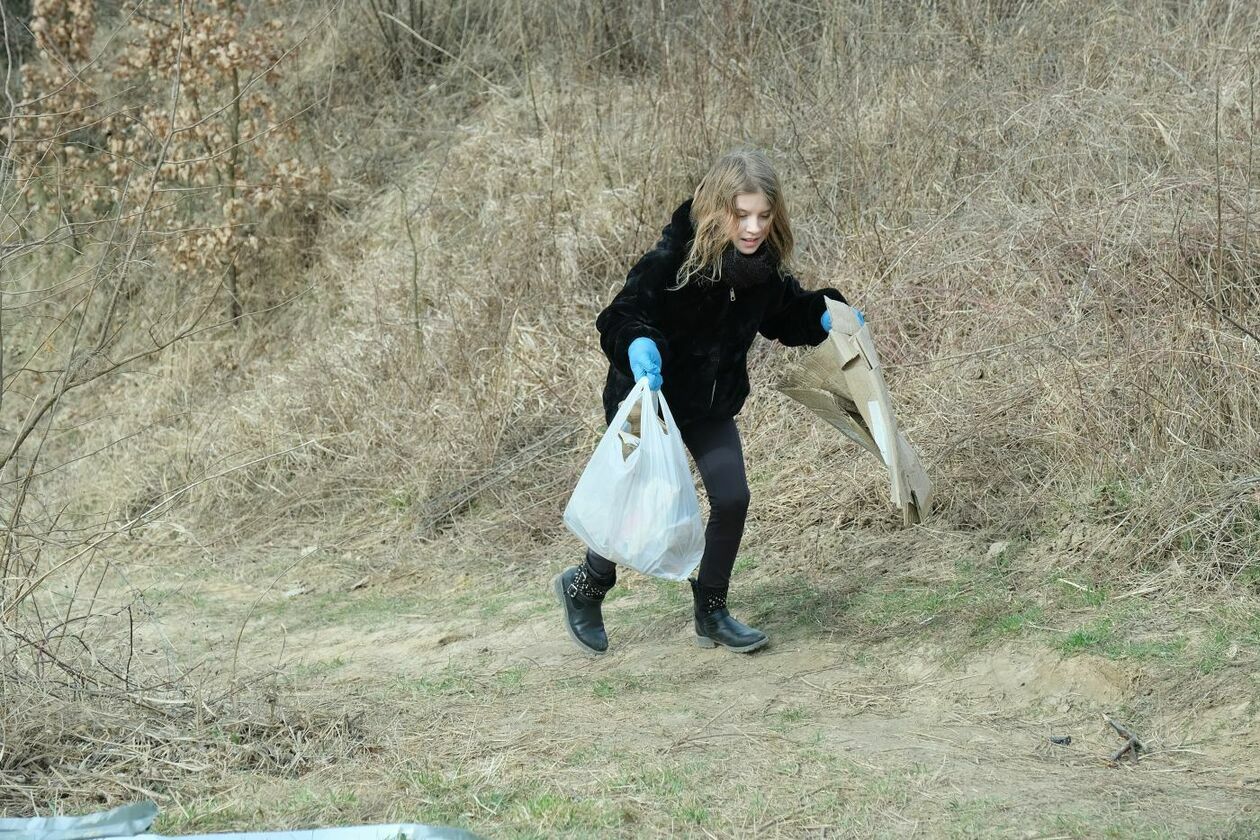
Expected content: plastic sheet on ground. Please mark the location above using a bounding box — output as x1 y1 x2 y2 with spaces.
0 800 483 840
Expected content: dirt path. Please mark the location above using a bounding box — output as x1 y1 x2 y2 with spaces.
134 548 1260 838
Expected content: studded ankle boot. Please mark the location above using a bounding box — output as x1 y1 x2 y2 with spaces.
552 563 614 656
689 578 768 653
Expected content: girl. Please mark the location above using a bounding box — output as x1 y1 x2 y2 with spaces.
555 148 857 656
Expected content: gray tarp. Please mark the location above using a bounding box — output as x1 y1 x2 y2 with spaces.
0 800 482 840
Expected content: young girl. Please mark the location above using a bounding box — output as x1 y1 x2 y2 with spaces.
555 148 857 656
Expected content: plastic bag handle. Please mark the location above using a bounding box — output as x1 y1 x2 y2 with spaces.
603 378 654 467
641 382 683 445
640 378 661 427
607 378 649 433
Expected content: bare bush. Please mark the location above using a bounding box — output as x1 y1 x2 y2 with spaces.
0 0 336 813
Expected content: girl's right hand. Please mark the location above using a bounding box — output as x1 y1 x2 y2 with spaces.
628 337 663 391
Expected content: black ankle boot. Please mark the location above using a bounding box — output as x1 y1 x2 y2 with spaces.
690 579 768 653
553 564 613 656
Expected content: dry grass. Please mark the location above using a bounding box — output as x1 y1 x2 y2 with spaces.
2 0 1259 832
0 680 378 813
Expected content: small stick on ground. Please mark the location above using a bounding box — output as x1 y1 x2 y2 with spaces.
1106 716 1146 764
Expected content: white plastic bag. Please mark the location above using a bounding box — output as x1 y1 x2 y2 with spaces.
563 378 705 581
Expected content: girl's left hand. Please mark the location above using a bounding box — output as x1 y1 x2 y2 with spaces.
820 308 865 332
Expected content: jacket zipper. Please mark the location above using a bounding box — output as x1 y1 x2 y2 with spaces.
709 287 735 408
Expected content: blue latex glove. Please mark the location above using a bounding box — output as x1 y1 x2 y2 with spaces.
627 336 663 391
821 308 865 332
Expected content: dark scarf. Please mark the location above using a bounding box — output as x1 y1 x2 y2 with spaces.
707 243 779 289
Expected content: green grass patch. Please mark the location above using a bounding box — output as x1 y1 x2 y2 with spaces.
566 671 651 700
674 804 711 825
1116 637 1187 661
621 765 688 798
385 488 416 509
512 791 623 835
769 705 810 732
732 552 760 575
284 786 360 816
396 768 510 826
742 577 858 634
1054 617 1187 662
1035 809 1184 839
839 584 960 637
943 796 1011 837
592 677 617 699
1197 627 1234 674
614 760 718 828
392 664 485 699
972 600 1045 640
495 665 528 693
1053 577 1108 607
548 668 671 702
1195 606 1260 673
1056 618 1114 654
778 705 808 724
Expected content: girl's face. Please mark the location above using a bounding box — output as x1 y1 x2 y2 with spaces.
730 191 772 255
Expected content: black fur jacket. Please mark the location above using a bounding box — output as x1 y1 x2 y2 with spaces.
596 198 847 427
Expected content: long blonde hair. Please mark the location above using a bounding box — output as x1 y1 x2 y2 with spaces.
675 148 795 288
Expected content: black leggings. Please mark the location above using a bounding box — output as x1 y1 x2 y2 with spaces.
585 417 749 592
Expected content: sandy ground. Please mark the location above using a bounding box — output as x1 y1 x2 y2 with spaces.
124 535 1260 839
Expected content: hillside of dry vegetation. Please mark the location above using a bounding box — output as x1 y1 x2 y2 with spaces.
2 1 1259 836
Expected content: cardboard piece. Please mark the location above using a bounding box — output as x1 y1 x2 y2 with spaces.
777 299 932 525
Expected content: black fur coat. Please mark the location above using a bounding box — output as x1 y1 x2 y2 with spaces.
596 199 847 427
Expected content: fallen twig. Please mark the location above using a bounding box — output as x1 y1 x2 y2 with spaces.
1106 716 1146 764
